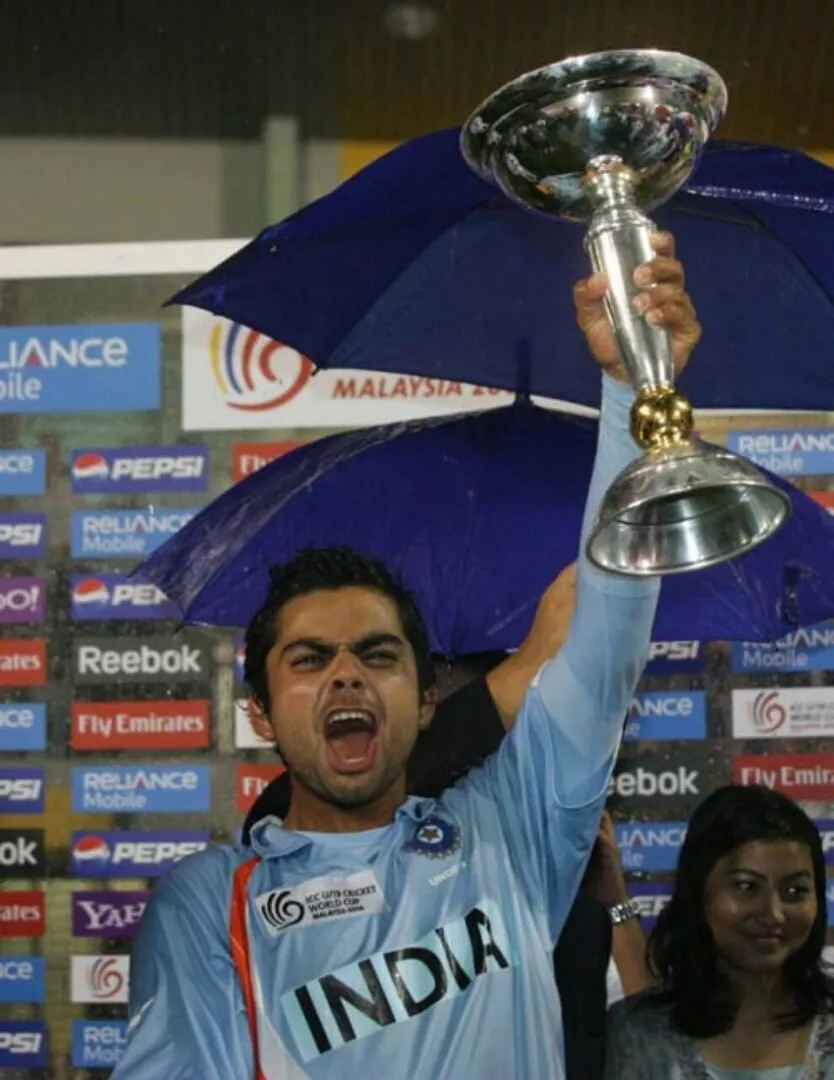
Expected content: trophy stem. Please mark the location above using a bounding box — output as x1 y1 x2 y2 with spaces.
583 155 679 408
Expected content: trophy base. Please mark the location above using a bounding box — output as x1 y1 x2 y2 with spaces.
585 442 792 576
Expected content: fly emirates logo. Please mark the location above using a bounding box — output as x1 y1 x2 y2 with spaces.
281 899 515 1061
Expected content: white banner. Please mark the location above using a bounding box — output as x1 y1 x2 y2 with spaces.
181 307 524 431
70 955 130 1004
732 687 834 739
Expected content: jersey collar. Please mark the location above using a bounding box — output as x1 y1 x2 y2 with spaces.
246 795 434 859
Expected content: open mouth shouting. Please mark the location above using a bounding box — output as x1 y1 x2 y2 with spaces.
323 708 380 774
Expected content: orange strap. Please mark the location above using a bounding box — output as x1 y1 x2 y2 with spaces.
230 857 268 1080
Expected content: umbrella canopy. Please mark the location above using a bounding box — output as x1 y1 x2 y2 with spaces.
171 134 834 412
138 404 834 652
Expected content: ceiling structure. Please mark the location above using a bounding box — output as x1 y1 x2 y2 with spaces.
1 0 832 148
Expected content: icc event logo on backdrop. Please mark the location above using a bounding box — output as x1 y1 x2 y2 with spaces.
0 323 160 413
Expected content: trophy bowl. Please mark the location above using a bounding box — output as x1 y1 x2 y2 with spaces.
461 49 790 576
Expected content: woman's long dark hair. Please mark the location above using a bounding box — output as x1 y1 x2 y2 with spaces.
645 784 833 1037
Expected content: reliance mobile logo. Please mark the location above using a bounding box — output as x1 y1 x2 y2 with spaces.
72 1020 128 1070
0 957 46 1003
731 622 834 674
71 507 198 558
70 955 130 1004
624 691 707 742
727 428 834 477
71 573 178 621
210 318 313 412
71 444 209 493
0 449 46 496
0 704 46 752
0 1022 48 1067
72 765 211 813
71 830 210 877
0 513 47 559
0 323 160 415
615 821 687 872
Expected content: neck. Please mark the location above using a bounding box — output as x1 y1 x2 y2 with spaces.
725 967 792 1029
283 776 405 834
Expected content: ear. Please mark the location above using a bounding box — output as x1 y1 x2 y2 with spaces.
418 685 438 731
248 696 275 743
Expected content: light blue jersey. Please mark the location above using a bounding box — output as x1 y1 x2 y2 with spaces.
113 376 660 1080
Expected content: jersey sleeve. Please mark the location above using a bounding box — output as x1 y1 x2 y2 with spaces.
111 849 254 1080
450 375 660 943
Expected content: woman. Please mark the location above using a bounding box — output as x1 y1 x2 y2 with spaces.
605 785 834 1079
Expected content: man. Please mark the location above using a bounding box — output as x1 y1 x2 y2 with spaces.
241 563 648 1078
114 233 699 1078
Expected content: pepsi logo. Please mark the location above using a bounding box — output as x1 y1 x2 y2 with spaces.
72 453 109 481
73 836 111 864
73 579 110 607
209 320 313 413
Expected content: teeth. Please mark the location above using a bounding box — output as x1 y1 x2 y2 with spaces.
326 710 375 731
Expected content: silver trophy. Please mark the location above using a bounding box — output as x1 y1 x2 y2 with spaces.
461 49 791 576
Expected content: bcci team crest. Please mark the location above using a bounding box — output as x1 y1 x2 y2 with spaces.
406 815 461 860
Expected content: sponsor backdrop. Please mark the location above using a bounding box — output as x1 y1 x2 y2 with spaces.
1 153 834 1079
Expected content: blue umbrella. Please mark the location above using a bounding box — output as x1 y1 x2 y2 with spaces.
138 404 834 652
171 133 834 412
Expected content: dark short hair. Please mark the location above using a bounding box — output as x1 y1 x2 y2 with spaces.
645 784 833 1036
244 546 435 712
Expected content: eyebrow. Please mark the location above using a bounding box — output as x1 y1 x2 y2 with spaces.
730 867 813 881
280 633 405 658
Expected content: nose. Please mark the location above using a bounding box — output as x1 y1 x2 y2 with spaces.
760 889 788 928
329 648 365 690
